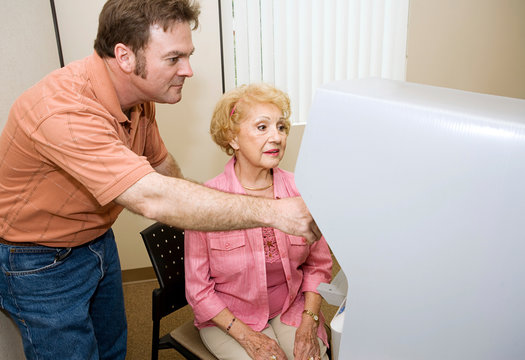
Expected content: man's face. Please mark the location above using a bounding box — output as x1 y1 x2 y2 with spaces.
130 21 194 104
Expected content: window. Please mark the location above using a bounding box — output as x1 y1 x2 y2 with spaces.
219 0 410 124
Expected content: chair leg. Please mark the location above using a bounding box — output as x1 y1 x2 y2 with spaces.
152 320 160 360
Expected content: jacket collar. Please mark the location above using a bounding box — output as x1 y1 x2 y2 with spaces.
223 157 289 198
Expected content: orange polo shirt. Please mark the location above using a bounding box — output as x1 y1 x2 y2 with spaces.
0 52 167 247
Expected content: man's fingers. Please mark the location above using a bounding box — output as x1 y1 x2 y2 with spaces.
304 220 322 244
273 197 322 243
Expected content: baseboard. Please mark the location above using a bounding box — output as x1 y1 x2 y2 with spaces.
121 266 156 283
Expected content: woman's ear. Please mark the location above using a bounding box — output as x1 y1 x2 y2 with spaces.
229 137 240 151
113 43 135 74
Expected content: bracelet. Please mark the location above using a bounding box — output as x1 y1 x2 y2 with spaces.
302 309 319 324
226 317 236 332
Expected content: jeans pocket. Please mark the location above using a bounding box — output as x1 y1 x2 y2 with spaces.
6 247 71 276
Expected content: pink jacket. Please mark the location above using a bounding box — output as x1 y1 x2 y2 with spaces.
185 158 333 345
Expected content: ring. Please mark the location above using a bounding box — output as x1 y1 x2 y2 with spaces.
309 357 314 360
270 356 277 360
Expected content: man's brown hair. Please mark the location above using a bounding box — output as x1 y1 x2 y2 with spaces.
94 0 200 58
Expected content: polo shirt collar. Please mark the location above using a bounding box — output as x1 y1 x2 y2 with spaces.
87 51 130 125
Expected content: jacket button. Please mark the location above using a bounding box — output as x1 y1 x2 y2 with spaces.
225 243 230 248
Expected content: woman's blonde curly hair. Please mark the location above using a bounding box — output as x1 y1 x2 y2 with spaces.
210 83 291 155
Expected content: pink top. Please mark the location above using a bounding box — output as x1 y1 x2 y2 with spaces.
263 227 288 317
185 157 333 346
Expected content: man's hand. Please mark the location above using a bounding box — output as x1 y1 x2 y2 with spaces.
116 172 322 242
271 197 322 244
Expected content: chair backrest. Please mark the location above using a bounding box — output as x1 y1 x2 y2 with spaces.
141 222 188 316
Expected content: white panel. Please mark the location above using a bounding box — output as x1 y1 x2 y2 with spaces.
390 0 409 80
260 0 275 83
357 1 372 77
233 0 250 86
378 0 410 80
334 0 349 79
285 0 299 111
347 0 361 78
303 0 316 86
322 1 336 82
298 1 313 125
0 0 60 131
246 0 261 82
369 0 385 77
381 0 395 76
296 78 525 359
273 0 287 91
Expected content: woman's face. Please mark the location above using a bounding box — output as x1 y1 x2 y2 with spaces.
229 102 288 172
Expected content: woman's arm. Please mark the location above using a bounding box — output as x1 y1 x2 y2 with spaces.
212 308 287 360
184 230 228 323
292 238 332 360
300 236 333 293
184 219 286 360
294 291 323 360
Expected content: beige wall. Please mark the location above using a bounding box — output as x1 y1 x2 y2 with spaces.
406 0 525 100
0 0 60 130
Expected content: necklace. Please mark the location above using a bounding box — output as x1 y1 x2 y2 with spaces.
241 180 274 191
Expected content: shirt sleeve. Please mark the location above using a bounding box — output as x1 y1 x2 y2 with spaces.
184 229 228 325
300 236 333 293
32 111 155 206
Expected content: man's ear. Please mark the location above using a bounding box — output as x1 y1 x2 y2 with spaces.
113 43 134 74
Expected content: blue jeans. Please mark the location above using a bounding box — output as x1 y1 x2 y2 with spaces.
0 229 127 360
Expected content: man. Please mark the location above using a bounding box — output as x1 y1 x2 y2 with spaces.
0 1 321 359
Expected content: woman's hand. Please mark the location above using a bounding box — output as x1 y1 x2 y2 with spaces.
238 329 287 360
212 309 286 359
293 319 321 360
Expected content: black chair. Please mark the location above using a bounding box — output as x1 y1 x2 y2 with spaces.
141 222 217 360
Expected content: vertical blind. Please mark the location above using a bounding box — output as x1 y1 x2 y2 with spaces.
219 0 410 124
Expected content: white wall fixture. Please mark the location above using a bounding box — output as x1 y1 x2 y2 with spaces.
296 78 525 359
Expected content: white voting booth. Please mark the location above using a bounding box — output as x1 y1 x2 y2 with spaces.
300 79 525 359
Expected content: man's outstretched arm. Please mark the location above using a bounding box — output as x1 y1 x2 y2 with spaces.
114 171 321 244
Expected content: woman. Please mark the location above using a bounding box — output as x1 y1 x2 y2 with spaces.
185 83 332 360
